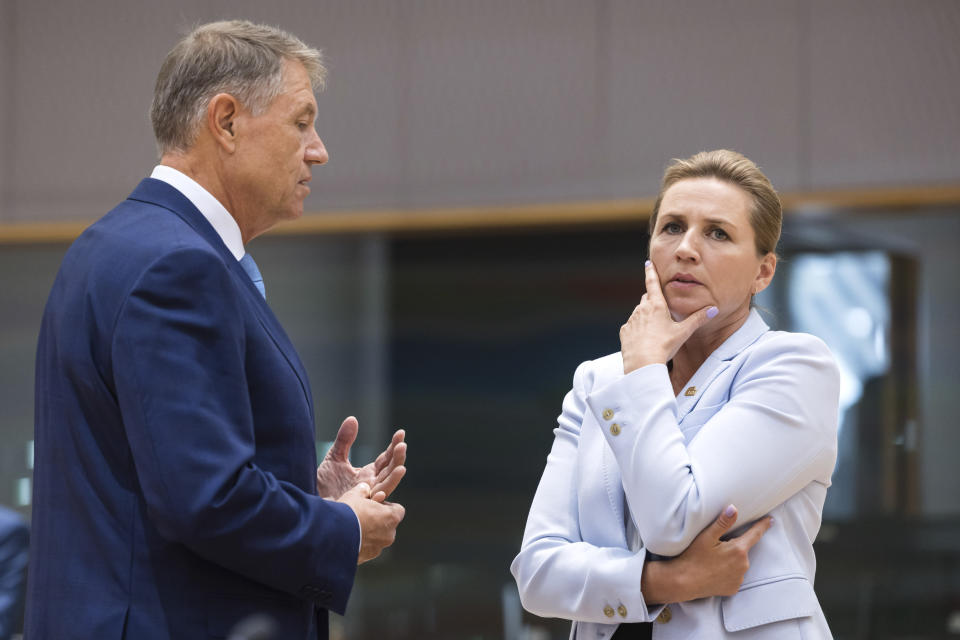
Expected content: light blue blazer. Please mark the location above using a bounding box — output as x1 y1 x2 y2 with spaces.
511 310 839 639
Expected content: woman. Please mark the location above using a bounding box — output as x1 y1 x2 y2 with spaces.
511 150 839 639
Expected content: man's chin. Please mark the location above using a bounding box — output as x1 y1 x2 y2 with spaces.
280 205 305 222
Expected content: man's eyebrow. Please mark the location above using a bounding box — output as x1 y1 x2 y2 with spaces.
296 103 317 118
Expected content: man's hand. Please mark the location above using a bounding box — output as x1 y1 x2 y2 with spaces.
338 483 406 564
641 505 772 604
316 416 407 502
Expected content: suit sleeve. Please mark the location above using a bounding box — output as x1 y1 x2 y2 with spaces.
586 335 840 557
111 248 359 613
511 362 663 624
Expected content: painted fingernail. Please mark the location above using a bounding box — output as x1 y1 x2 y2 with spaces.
706 306 719 318
724 504 736 517
644 260 652 268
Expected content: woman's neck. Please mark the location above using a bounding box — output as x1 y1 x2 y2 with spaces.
669 305 752 395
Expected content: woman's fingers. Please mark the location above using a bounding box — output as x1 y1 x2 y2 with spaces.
643 260 667 305
675 304 720 343
735 516 774 552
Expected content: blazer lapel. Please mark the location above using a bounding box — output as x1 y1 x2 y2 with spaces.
675 309 770 420
126 178 315 415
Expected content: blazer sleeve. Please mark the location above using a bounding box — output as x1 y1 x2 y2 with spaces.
511 361 662 624
110 248 359 613
585 334 840 557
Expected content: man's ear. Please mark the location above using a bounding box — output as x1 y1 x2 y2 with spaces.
754 252 777 295
206 93 240 152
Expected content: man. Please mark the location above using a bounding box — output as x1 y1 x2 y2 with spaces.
0 506 28 640
26 20 406 639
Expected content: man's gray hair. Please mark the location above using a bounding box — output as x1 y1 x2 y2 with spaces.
150 20 325 155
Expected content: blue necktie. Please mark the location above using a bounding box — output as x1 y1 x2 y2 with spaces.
239 253 266 300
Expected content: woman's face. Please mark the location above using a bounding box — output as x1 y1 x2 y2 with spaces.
649 177 776 324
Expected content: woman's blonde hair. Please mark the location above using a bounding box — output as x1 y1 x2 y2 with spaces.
649 149 782 256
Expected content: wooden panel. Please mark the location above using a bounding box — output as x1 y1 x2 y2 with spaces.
3 184 958 243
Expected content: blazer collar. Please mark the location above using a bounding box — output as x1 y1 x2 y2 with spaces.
128 177 236 264
709 308 770 362
126 178 315 417
675 309 769 418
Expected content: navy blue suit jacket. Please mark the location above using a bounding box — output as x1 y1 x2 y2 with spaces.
26 178 360 639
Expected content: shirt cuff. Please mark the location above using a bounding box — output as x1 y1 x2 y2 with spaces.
354 510 362 552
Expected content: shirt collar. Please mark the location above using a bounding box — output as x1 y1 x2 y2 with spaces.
150 165 245 261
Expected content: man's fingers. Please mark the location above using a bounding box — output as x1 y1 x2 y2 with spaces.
387 501 406 522
371 465 406 502
375 446 407 487
379 442 407 479
374 430 406 473
708 504 739 541
328 416 359 461
735 516 773 551
345 482 371 499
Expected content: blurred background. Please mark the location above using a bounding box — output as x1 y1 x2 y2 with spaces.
1 1 959 638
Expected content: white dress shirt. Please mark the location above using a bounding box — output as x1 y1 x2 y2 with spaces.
150 165 245 260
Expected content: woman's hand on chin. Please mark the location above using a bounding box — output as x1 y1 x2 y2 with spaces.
620 260 718 375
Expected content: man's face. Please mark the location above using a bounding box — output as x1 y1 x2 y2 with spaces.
228 59 328 234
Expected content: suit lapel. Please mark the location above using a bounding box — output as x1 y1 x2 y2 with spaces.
126 178 314 415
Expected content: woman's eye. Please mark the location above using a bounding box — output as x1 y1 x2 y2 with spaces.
663 222 682 234
709 228 729 240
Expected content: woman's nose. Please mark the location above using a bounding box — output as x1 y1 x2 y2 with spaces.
675 232 700 261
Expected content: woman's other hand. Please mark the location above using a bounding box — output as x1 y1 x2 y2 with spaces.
620 261 717 374
641 504 772 604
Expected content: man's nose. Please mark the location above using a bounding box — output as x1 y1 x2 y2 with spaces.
306 132 329 165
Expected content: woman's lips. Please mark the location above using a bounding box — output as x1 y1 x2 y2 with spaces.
665 273 703 289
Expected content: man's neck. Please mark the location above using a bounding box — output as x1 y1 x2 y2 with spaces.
159 151 251 243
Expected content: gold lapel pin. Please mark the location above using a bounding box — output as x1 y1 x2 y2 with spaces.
684 386 697 396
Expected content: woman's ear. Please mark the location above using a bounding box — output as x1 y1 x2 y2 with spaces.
754 252 777 295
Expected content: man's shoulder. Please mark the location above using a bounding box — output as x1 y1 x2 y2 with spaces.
54 183 229 309
74 185 216 265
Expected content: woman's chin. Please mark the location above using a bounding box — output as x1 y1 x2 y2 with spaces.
666 301 703 322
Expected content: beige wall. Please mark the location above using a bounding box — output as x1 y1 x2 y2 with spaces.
0 0 958 223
